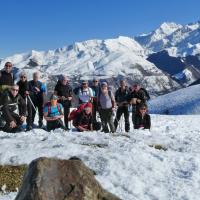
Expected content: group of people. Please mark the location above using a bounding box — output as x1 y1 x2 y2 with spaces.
0 61 151 133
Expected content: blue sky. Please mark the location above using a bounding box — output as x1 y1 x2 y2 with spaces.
0 0 200 58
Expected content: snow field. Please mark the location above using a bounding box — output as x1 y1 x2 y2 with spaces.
0 115 200 200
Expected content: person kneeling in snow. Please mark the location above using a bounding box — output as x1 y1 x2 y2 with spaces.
73 102 101 132
43 94 66 132
134 103 151 130
1 85 26 133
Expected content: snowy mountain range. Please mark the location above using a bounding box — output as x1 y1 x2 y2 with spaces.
135 21 200 85
1 20 200 94
0 37 179 96
135 21 200 57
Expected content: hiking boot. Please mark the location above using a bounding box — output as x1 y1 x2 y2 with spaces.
65 127 70 131
38 121 43 128
26 126 33 131
15 126 24 133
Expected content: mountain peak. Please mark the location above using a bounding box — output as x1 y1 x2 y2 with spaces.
157 22 182 35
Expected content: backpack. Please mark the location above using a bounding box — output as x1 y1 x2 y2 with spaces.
78 87 93 104
45 102 62 115
68 104 88 121
140 88 150 101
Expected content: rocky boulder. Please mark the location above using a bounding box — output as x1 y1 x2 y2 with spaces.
15 157 121 200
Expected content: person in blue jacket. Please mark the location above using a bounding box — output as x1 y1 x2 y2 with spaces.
43 94 66 131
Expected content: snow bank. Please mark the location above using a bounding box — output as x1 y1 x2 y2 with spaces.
149 84 200 114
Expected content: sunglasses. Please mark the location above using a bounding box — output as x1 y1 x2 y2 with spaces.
93 80 98 82
5 65 12 68
82 83 87 85
21 76 27 79
12 89 19 92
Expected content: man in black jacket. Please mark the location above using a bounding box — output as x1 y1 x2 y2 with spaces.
17 72 32 131
0 62 14 95
114 80 130 132
54 75 72 130
1 85 26 133
28 72 46 128
90 78 100 122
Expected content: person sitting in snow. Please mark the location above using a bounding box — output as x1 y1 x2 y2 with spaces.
43 94 66 132
134 103 151 130
1 84 26 133
73 102 101 132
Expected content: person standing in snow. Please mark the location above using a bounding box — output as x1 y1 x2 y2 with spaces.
54 75 73 130
17 72 33 131
97 82 116 133
43 94 66 132
90 78 100 122
0 62 15 95
129 83 150 125
1 85 26 133
28 72 46 128
114 79 130 132
134 103 151 129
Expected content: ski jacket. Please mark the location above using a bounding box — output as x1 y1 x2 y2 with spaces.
77 87 93 104
134 113 151 129
17 80 29 99
43 103 63 117
1 91 26 123
0 70 14 92
28 80 46 100
129 88 149 105
115 87 130 106
73 110 92 128
54 82 72 106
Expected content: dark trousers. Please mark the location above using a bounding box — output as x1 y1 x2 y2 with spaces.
92 100 97 122
31 98 43 126
46 119 65 132
114 106 130 132
99 108 115 133
132 105 139 125
22 97 32 128
63 105 70 129
3 112 23 133
60 100 71 129
26 101 32 127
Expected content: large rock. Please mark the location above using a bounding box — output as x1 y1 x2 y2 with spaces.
15 157 121 200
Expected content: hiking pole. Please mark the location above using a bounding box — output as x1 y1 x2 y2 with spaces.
27 95 37 112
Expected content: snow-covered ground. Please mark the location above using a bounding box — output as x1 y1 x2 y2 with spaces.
1 114 200 200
